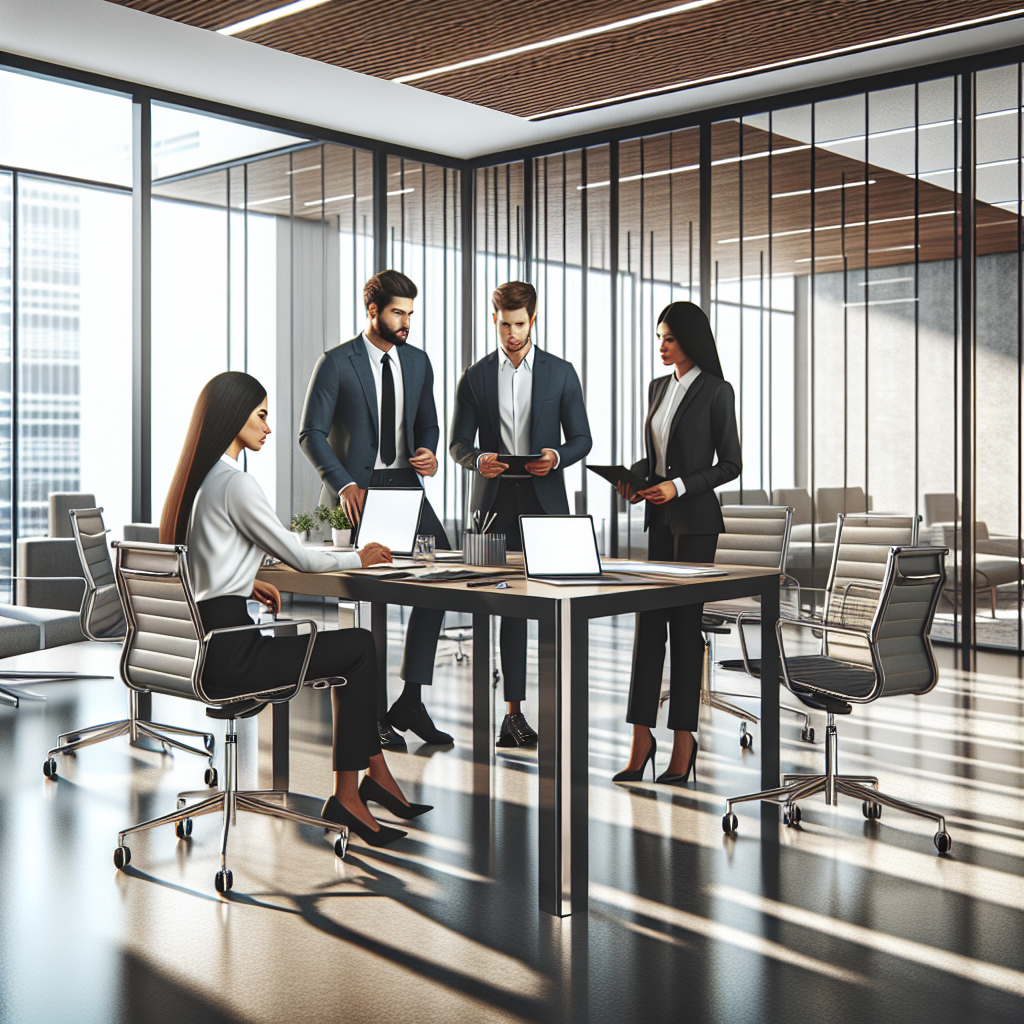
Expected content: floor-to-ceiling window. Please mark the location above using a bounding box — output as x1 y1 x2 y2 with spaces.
0 68 133 596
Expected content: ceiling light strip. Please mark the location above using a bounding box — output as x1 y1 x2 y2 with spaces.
393 0 724 84
526 8 1024 120
218 0 332 36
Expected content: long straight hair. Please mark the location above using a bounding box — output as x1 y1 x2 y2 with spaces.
658 301 725 380
159 372 268 544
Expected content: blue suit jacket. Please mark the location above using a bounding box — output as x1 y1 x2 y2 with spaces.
449 348 592 515
298 334 440 499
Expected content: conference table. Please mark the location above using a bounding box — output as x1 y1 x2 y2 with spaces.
257 556 780 917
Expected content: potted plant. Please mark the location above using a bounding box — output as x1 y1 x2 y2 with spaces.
289 511 315 543
325 504 352 547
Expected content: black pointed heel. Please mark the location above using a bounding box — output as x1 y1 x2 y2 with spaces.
358 775 432 819
656 737 699 785
612 734 657 783
321 796 407 847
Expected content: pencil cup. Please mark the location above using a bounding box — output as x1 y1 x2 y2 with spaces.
462 532 507 566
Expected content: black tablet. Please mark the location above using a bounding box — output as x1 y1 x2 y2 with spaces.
498 454 542 477
587 464 648 493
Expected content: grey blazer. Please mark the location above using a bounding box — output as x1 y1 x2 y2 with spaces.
298 334 440 499
449 348 592 515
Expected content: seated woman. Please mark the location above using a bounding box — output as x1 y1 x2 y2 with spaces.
160 370 428 847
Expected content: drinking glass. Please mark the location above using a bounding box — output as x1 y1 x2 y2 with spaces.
414 534 436 563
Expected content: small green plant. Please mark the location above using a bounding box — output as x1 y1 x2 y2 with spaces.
314 504 332 525
326 504 351 530
290 511 315 533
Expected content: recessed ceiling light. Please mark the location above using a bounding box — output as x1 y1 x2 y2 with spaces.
304 193 355 206
527 9 1024 119
247 194 292 205
387 188 415 196
393 0 724 85
772 180 876 199
218 0 332 37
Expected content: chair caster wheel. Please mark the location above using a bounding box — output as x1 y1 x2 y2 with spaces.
215 869 233 893
862 801 882 820
205 767 218 788
739 731 753 750
113 845 131 870
934 831 952 854
43 757 57 779
722 812 738 834
801 727 815 743
334 833 348 859
203 735 215 752
175 818 193 839
783 804 802 826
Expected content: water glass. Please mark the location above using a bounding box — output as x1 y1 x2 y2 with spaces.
414 534 436 563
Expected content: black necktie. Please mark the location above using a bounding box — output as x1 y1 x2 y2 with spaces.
380 353 396 466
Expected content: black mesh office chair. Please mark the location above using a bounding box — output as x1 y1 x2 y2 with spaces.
110 541 349 893
722 545 952 854
41 509 216 779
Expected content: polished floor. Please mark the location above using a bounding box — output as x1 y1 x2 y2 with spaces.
0 601 1022 1024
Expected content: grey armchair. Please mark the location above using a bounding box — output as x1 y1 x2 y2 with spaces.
722 545 952 855
110 541 349 893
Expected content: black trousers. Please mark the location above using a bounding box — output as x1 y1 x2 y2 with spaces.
487 476 546 703
626 511 718 733
367 468 450 713
198 596 381 771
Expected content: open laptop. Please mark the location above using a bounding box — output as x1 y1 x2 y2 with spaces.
353 487 424 556
520 515 643 586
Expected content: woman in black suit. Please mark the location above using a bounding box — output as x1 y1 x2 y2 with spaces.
615 302 741 784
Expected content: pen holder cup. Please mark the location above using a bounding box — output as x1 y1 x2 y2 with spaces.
462 532 507 566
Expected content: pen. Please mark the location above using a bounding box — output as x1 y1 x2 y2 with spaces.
466 577 514 587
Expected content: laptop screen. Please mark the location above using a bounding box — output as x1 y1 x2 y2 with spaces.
520 515 601 577
355 488 424 555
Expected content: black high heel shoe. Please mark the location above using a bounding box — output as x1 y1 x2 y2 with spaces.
612 734 657 783
321 796 407 847
359 775 432 819
656 736 699 784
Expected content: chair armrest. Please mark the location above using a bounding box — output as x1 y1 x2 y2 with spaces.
777 616 872 641
201 619 318 704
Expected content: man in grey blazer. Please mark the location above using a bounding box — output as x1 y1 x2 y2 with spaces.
299 270 451 750
450 281 592 745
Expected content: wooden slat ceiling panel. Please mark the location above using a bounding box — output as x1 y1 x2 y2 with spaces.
106 0 1023 118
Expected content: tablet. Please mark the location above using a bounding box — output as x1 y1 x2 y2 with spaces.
353 488 424 556
587 464 648 493
499 454 542 477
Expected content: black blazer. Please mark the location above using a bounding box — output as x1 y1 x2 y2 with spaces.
449 348 592 515
298 334 440 500
630 372 742 535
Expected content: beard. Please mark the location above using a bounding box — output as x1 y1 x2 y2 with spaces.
501 332 531 356
377 320 409 346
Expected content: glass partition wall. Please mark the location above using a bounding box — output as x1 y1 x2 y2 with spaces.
472 63 1024 653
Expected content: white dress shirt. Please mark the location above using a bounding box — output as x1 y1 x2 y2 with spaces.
365 333 409 471
478 346 559 470
651 365 701 497
498 346 535 455
188 454 360 603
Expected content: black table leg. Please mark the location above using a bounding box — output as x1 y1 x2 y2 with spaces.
538 599 589 917
272 702 289 792
371 601 388 720
759 576 781 826
472 612 492 764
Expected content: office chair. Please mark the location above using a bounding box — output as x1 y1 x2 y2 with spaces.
42 510 215 780
109 541 348 892
684 504 811 748
722 545 952 855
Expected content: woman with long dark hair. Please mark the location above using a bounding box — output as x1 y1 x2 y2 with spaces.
614 302 741 784
161 371 428 847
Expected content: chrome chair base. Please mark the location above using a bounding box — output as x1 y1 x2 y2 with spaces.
721 715 952 854
112 718 348 891
0 682 48 707
42 689 215 780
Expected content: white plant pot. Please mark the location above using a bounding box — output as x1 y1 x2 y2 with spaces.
294 530 309 544
331 528 352 547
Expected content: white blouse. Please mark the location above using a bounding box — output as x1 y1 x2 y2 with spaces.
187 454 360 602
650 365 701 496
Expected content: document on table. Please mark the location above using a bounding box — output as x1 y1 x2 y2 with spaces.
608 560 727 578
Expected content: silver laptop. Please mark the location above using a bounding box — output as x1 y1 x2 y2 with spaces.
354 487 424 556
520 515 638 585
